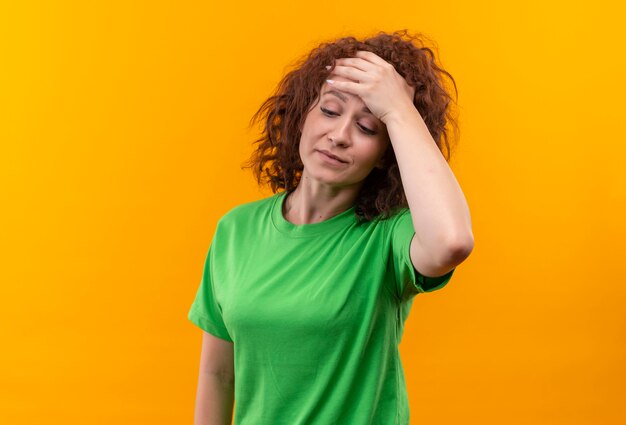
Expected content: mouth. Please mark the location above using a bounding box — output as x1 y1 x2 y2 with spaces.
317 149 348 164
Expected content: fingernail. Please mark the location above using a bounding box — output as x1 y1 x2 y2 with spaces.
326 79 334 84
325 65 331 70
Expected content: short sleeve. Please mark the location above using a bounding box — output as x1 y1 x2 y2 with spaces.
188 242 234 342
389 209 455 300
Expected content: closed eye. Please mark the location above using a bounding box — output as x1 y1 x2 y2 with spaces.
320 106 338 117
320 107 377 136
358 124 376 135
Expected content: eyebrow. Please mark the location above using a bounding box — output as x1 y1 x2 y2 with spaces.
322 90 372 114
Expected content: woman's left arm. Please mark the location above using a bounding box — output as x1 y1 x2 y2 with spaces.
385 106 474 277
329 50 474 277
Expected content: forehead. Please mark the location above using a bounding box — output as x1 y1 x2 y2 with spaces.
321 77 364 103
320 79 372 114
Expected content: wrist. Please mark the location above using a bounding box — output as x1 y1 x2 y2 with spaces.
384 105 427 135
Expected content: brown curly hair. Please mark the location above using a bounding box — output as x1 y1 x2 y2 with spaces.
243 29 459 222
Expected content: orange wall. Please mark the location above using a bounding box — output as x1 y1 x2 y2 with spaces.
1 1 624 424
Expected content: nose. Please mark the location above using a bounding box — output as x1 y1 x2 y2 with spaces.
328 115 351 147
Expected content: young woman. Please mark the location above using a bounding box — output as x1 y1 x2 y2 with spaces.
188 29 474 425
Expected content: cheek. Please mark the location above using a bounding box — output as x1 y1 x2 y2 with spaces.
364 140 389 161
300 124 325 148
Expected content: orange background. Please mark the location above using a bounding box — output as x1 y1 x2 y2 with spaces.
1 1 624 424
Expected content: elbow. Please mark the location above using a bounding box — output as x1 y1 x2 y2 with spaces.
445 232 474 265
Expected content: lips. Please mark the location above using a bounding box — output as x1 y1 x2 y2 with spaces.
317 149 347 163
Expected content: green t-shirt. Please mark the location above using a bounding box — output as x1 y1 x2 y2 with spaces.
188 191 455 424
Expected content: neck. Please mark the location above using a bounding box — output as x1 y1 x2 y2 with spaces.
283 178 362 225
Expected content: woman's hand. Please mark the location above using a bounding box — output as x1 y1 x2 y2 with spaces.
327 50 417 124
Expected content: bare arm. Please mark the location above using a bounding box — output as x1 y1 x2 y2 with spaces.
387 106 474 276
193 331 235 425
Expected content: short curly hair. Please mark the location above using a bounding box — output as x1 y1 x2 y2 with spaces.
243 29 459 222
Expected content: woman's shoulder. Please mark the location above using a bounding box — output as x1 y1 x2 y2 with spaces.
217 192 281 227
